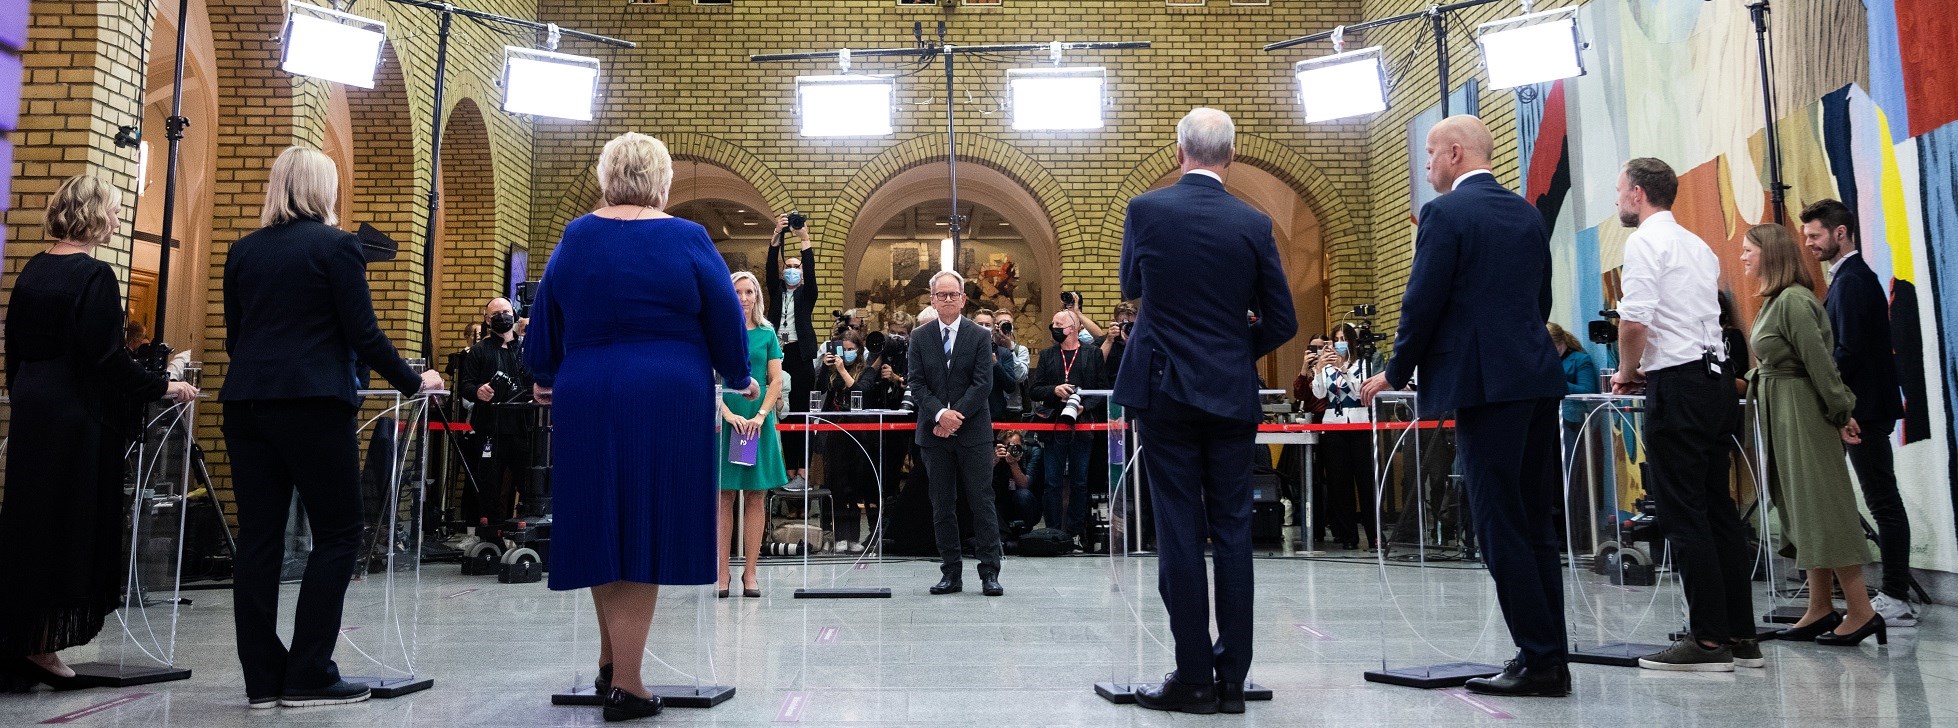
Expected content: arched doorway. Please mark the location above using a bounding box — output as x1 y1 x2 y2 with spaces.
434 98 498 350
669 159 780 280
345 42 421 347
845 161 1060 348
130 0 219 355
1149 166 1327 385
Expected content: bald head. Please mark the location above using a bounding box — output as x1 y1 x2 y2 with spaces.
1424 115 1495 195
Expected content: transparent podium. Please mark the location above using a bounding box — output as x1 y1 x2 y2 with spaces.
333 390 439 697
1094 395 1272 703
1361 391 1505 688
62 395 201 687
1560 394 1680 666
549 387 737 709
793 399 897 599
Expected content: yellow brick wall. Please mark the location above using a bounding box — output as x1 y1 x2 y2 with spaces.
529 0 1371 330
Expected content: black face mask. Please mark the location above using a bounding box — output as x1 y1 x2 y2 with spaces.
1050 327 1067 344
488 312 516 334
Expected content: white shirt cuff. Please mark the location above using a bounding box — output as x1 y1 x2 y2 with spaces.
936 408 954 424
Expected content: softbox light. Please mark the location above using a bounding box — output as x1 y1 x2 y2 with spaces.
1477 8 1584 90
795 74 895 137
281 4 386 89
1007 67 1106 131
1293 46 1388 123
503 46 601 121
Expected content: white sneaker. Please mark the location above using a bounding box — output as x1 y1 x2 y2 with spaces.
783 476 808 492
1872 593 1918 627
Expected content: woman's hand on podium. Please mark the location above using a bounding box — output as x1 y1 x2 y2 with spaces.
417 369 445 394
532 383 553 406
165 380 199 403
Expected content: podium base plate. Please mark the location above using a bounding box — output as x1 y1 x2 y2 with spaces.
346 676 433 698
1569 642 1670 667
69 663 191 688
1362 662 1502 689
1094 681 1272 704
553 684 735 708
794 588 892 599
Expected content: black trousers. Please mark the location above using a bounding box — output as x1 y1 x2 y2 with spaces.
922 440 1002 576
1645 365 1753 642
1848 420 1912 599
224 398 362 698
1456 397 1568 668
1136 397 1255 684
781 339 813 469
1320 430 1375 547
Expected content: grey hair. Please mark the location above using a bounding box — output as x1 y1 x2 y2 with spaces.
261 146 341 227
929 269 965 290
1177 107 1235 167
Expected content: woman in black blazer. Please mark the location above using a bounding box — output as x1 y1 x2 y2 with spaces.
220 146 442 709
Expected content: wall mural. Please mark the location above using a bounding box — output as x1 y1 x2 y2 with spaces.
1520 0 1958 572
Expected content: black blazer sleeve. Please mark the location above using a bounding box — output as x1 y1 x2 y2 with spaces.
326 234 420 394
458 342 491 403
77 265 167 403
1386 202 1461 389
1249 224 1297 359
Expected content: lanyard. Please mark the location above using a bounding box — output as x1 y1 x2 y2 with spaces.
1060 348 1079 382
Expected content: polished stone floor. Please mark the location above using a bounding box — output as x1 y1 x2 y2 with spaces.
2 552 1952 727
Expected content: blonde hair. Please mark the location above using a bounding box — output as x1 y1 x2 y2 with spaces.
597 132 672 208
1545 322 1585 354
261 146 341 227
729 270 772 330
44 174 122 246
1746 224 1813 298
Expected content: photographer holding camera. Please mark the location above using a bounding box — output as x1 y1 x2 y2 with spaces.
1312 323 1376 551
992 430 1041 538
458 296 536 522
974 310 1027 422
767 211 815 488
1098 301 1137 382
1029 308 1106 543
814 329 878 552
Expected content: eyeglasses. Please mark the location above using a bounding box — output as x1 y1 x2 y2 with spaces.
931 291 964 301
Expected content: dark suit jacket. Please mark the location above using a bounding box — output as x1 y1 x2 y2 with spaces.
1825 252 1905 423
1113 173 1296 422
1029 343 1106 421
1384 173 1564 415
906 316 994 448
221 218 420 406
766 243 818 347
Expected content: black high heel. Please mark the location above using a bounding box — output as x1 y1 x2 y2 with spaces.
603 687 663 722
9 658 93 692
594 663 612 695
1816 613 1888 646
1771 611 1843 642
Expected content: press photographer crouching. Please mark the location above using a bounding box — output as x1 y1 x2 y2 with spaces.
458 296 536 523
1029 308 1107 545
992 430 1041 541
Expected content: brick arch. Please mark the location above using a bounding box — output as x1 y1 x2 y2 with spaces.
1098 133 1364 324
823 133 1080 316
537 133 796 258
346 42 423 348
435 97 499 352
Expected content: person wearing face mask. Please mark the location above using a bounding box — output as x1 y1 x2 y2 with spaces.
1028 309 1106 543
1311 323 1375 551
814 329 877 552
459 297 536 523
766 213 817 490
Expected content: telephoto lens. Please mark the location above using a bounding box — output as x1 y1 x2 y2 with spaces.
1057 392 1084 425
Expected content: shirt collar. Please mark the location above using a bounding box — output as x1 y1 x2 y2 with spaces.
1639 210 1678 230
1451 168 1493 191
1186 169 1223 184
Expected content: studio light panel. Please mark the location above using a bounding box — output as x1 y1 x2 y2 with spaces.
1007 67 1106 131
1477 9 1585 90
796 74 896 137
282 5 386 89
1293 46 1388 123
503 47 602 121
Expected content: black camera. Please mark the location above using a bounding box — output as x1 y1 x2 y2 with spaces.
1060 291 1082 309
867 331 909 376
831 309 853 336
1116 320 1134 335
514 280 539 319
786 211 807 231
1589 309 1621 345
1004 442 1027 460
1352 304 1377 318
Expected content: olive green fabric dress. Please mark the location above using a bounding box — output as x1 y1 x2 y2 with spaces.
1747 286 1870 570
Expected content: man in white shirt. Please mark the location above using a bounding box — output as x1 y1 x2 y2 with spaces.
1612 158 1757 673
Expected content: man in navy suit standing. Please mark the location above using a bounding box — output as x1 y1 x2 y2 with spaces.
1114 107 1296 714
1361 115 1570 697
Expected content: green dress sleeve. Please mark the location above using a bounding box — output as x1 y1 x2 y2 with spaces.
1787 289 1857 427
766 330 783 361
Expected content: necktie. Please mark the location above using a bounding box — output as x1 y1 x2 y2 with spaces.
943 326 955 364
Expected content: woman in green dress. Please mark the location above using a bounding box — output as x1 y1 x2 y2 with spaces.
1742 224 1881 646
718 271 787 598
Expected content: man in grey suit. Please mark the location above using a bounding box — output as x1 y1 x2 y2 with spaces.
908 270 1004 596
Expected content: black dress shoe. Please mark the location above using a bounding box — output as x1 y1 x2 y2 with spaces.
1216 681 1246 714
279 679 372 707
1772 611 1843 642
7 658 93 692
1816 613 1887 646
980 572 1003 597
1134 672 1219 714
930 575 963 595
603 687 663 722
1464 661 1570 698
594 664 612 695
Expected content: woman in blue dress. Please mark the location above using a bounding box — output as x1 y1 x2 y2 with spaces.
524 132 758 722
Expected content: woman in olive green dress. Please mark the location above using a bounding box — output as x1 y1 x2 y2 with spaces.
1741 224 1881 646
718 271 787 598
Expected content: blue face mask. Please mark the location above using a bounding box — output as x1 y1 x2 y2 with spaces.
784 268 803 287
842 349 859 365
1334 341 1351 357
1077 330 1094 345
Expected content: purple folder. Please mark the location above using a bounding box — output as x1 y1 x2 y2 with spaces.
729 431 759 467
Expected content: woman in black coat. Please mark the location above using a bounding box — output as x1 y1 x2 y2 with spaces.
2 175 198 690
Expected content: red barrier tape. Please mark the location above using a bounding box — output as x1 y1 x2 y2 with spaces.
773 420 1452 433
